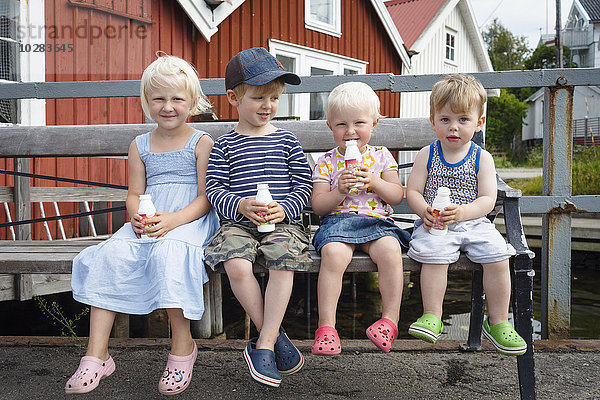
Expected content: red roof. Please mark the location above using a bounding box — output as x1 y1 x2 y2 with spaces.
385 0 447 49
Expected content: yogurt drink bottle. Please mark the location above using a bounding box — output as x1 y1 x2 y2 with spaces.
344 140 364 188
138 194 156 236
256 184 275 233
430 187 451 236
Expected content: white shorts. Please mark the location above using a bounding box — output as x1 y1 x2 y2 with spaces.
407 216 516 265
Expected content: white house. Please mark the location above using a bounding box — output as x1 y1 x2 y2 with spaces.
562 0 600 68
522 0 600 147
385 0 497 119
522 85 600 146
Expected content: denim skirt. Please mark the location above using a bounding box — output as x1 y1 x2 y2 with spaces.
312 213 411 253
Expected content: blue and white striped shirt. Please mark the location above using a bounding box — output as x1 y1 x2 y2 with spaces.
206 129 312 224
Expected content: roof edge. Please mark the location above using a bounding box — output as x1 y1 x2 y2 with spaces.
370 0 412 70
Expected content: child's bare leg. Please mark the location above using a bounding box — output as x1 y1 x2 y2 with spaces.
317 242 354 328
166 308 194 356
224 257 265 330
86 306 116 360
482 259 511 325
420 264 449 319
362 236 403 325
256 269 294 350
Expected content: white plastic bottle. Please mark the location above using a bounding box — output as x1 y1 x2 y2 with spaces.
430 187 451 236
256 183 275 233
344 140 364 188
138 194 156 236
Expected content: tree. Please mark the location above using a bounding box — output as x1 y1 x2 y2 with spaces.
486 89 529 156
483 18 531 71
524 43 576 69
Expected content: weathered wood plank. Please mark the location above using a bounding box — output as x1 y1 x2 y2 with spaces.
0 187 127 203
0 246 480 274
0 119 434 157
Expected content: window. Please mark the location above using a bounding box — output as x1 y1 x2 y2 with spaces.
0 0 19 123
269 39 368 120
445 31 456 62
305 0 341 37
275 54 296 118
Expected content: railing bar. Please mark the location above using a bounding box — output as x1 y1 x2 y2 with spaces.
3 202 16 240
38 202 53 241
53 202 67 240
83 201 98 237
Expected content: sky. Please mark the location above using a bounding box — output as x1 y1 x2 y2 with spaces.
470 0 573 50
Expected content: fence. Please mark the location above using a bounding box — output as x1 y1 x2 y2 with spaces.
1 68 600 339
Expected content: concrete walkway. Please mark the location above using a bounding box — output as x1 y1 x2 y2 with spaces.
2 337 599 400
496 168 543 180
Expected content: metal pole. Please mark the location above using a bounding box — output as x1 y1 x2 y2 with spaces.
556 0 563 67
541 84 573 339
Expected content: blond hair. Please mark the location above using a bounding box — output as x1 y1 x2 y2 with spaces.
326 82 382 122
231 78 286 100
140 54 211 117
429 74 487 119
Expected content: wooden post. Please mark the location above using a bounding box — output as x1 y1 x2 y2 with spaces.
14 158 33 300
146 309 170 337
191 282 212 338
210 275 223 336
110 313 130 338
13 158 31 240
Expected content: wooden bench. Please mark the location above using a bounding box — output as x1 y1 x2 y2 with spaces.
0 118 536 399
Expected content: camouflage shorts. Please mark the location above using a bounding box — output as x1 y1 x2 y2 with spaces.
204 222 312 271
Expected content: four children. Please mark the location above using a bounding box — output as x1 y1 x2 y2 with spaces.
65 47 526 394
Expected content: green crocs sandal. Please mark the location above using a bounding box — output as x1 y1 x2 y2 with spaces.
408 314 443 343
482 317 527 356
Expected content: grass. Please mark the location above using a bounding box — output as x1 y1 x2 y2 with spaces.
501 145 600 196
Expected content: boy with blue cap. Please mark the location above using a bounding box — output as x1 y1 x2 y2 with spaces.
204 47 311 387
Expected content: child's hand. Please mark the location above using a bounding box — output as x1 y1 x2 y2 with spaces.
354 165 379 191
238 197 270 226
131 213 144 238
439 203 463 225
421 207 436 230
143 212 181 238
264 201 287 224
337 170 359 195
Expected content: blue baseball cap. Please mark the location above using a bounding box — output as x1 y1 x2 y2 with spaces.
225 47 301 90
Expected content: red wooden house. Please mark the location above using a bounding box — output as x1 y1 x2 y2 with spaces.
1 0 411 240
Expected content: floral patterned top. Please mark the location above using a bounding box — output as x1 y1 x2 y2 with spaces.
312 144 398 219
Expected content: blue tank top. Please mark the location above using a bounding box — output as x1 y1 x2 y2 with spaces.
424 140 481 206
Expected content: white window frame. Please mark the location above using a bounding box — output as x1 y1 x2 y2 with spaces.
304 0 341 38
0 0 46 126
444 28 457 66
269 39 368 120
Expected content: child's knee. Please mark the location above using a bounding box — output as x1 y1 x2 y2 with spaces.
224 257 254 280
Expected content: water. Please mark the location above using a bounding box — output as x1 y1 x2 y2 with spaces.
0 250 598 340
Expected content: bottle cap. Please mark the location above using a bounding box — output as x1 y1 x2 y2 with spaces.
345 140 357 146
257 183 269 190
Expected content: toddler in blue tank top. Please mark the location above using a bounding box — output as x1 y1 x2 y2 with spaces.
406 74 526 356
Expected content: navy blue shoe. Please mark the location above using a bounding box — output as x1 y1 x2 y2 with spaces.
243 338 281 387
274 327 304 375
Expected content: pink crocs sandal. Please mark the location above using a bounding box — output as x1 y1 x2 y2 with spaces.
312 326 341 356
158 341 197 396
65 355 115 394
366 318 398 353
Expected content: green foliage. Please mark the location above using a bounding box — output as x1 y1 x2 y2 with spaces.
486 89 528 153
524 44 576 69
506 145 600 195
35 295 89 346
483 18 531 71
